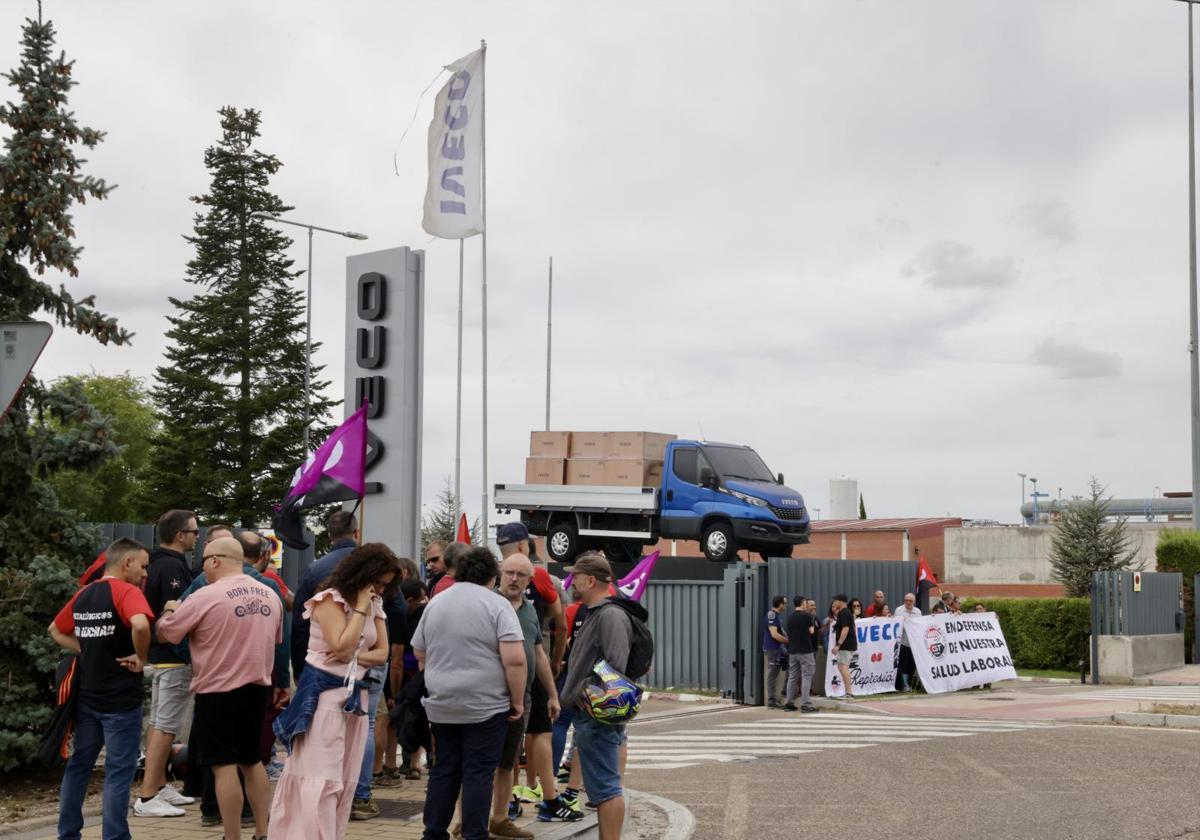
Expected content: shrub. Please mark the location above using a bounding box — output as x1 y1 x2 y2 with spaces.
961 598 1091 671
1156 530 1200 664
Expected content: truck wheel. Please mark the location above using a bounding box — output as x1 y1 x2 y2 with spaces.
701 521 736 562
546 522 580 564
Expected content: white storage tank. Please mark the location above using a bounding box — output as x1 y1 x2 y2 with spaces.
829 477 859 520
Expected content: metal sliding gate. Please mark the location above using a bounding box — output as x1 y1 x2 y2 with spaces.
645 558 920 704
1091 570 1183 684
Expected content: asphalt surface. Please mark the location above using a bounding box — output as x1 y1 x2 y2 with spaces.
622 704 1200 840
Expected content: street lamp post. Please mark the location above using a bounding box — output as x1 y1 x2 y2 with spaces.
1018 472 1028 523
1179 0 1200 528
251 213 367 452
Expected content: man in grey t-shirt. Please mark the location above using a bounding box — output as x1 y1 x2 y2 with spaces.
411 547 526 840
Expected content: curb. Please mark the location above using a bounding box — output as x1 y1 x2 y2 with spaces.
643 691 731 704
0 806 100 838
627 788 695 840
1111 711 1200 729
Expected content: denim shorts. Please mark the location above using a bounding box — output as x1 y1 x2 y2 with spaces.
572 715 623 805
147 665 194 734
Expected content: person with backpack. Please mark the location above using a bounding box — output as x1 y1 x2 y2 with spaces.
560 552 652 840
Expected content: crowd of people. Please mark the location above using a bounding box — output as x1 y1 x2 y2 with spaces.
762 588 983 705
48 511 639 840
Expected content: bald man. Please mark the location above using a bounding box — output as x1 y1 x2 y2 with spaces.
158 537 282 840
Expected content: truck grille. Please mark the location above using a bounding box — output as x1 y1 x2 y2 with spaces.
770 504 806 521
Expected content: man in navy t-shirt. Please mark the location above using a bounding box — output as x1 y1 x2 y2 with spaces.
49 538 154 840
762 595 788 708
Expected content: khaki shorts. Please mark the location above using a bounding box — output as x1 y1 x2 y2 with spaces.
836 650 855 667
147 665 194 735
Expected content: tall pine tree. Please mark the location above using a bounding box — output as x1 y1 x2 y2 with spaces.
145 107 334 526
0 5 126 769
1048 478 1141 597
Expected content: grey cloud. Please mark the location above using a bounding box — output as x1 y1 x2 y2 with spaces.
1015 200 1076 246
1032 338 1122 379
904 241 1018 290
876 215 911 235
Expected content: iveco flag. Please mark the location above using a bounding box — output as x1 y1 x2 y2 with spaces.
422 48 485 239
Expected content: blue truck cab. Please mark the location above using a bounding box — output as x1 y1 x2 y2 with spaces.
659 440 810 562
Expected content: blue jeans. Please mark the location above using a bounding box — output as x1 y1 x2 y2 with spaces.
551 704 575 773
422 711 508 840
59 704 141 840
572 716 623 806
356 664 386 800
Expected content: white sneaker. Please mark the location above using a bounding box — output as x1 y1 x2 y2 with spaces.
156 785 195 806
132 795 185 817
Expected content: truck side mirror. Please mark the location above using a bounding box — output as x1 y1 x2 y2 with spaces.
699 467 716 488
777 473 785 485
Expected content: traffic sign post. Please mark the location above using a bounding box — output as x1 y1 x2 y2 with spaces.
1 322 53 417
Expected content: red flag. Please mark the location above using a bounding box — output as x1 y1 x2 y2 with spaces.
917 554 940 588
456 512 471 544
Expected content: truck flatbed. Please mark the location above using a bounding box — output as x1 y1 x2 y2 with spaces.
494 483 658 515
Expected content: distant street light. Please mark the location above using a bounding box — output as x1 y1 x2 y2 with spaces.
1018 473 1028 523
251 213 368 451
1176 0 1200 529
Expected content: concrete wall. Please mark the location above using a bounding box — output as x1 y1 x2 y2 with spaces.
1098 634 1185 682
943 522 1186 586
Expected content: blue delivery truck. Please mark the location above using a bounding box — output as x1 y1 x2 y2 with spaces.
494 439 810 564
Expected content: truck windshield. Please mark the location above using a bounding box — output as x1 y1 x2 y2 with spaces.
703 446 776 483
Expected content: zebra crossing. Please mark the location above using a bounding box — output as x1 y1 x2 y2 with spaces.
1055 685 1200 703
625 713 1056 770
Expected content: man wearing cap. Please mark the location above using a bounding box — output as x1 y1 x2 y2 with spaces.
560 552 632 840
496 523 574 820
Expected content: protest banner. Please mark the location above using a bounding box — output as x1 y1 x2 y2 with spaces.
825 615 902 697
906 612 1017 693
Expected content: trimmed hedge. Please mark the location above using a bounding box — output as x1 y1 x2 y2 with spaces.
960 598 1091 671
1157 530 1200 664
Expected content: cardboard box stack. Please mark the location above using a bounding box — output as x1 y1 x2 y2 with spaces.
524 431 676 487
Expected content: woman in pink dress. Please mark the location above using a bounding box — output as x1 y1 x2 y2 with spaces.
269 543 400 839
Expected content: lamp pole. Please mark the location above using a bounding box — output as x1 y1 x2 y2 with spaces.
1018 473 1027 523
1188 1 1200 528
251 213 368 452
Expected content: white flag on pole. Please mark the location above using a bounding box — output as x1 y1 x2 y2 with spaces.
422 49 485 239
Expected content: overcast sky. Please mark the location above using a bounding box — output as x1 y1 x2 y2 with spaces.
3 0 1194 526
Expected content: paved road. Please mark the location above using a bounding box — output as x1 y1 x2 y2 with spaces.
623 704 1200 840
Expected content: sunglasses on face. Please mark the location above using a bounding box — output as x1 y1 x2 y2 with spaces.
180 529 200 536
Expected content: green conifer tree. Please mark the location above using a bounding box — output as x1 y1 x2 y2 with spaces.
858 494 867 520
0 6 126 768
421 476 481 551
1048 478 1141 597
145 107 334 526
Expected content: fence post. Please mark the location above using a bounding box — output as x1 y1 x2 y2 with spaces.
1090 571 1101 685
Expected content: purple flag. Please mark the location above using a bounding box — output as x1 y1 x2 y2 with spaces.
272 405 368 549
561 551 660 603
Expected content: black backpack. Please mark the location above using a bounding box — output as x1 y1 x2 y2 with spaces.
596 597 654 680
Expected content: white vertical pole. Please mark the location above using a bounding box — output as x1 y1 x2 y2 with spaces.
480 39 490 546
303 225 313 452
546 256 553 431
1188 4 1200 530
454 239 464 526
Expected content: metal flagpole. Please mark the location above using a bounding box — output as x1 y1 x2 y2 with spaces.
480 39 490 546
303 226 313 452
455 239 464 526
546 256 552 431
1188 3 1200 529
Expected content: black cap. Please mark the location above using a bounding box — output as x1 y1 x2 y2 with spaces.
496 522 531 546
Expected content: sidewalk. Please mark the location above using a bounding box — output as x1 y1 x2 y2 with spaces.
5 772 596 840
824 679 1196 721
